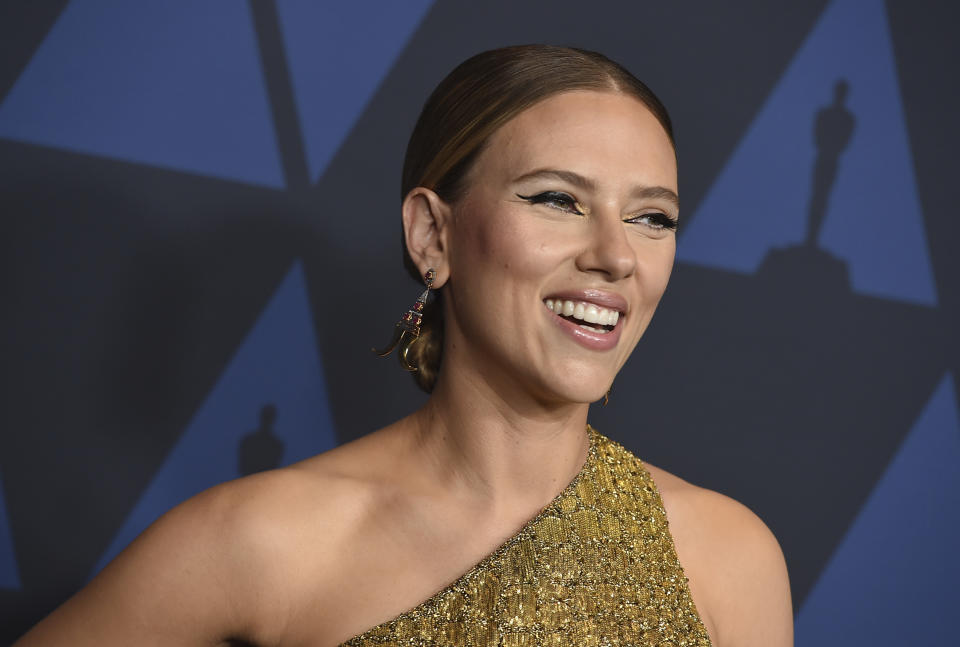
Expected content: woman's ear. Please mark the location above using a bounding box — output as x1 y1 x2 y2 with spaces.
402 187 452 287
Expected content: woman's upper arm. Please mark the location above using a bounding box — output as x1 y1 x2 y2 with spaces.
695 490 794 647
14 476 297 647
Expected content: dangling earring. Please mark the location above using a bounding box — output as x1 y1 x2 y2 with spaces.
603 389 610 406
375 268 436 372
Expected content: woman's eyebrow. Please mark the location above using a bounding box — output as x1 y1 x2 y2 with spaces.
512 168 596 191
513 168 679 208
633 186 680 209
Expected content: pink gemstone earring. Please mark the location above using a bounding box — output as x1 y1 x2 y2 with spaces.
375 268 436 371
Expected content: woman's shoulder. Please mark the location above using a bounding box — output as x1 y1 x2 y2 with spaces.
17 435 392 646
210 433 388 535
218 424 412 533
153 431 411 641
644 462 786 577
189 431 396 586
643 462 793 647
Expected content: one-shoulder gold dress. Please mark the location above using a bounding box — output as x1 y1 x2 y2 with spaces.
341 426 712 646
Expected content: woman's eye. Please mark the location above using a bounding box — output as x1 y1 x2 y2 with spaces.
516 191 584 215
625 212 679 232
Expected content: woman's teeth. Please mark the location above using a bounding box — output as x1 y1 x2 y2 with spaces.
543 299 620 330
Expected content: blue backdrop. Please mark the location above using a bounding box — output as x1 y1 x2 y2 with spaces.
1 1 958 643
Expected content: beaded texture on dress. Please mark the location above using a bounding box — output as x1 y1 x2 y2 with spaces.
340 426 712 647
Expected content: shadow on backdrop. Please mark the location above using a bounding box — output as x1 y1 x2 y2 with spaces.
806 79 855 247
238 404 285 476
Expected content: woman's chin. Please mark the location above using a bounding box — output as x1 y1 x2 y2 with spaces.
531 377 612 407
541 363 617 404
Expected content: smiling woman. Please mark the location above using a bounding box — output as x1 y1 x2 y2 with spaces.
391 46 679 398
399 88 680 411
15 46 792 647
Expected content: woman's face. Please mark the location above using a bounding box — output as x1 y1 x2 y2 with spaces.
442 90 678 405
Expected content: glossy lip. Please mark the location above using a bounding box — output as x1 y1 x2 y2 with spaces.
542 289 626 351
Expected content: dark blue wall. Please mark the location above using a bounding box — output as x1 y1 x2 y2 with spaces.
1 1 958 643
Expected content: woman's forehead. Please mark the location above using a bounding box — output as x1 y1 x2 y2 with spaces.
478 90 678 191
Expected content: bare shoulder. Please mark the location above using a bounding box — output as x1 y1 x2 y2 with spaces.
16 436 388 647
643 463 793 647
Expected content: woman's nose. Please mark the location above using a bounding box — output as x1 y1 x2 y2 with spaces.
575 210 637 281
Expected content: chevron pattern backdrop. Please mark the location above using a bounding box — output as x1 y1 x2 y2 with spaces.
1 1 958 644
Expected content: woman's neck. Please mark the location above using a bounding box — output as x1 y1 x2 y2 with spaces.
403 365 592 513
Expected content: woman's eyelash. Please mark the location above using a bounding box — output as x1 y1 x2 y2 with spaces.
625 212 679 232
516 191 584 215
517 192 678 232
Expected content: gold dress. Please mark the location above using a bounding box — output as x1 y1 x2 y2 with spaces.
341 426 712 647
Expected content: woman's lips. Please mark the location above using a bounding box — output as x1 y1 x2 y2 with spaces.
543 301 622 351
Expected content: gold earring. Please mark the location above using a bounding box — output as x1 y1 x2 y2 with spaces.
375 268 436 371
603 389 610 406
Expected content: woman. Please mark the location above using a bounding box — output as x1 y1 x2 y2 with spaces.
16 45 792 646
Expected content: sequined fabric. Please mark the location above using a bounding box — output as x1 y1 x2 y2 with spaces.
341 426 711 647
